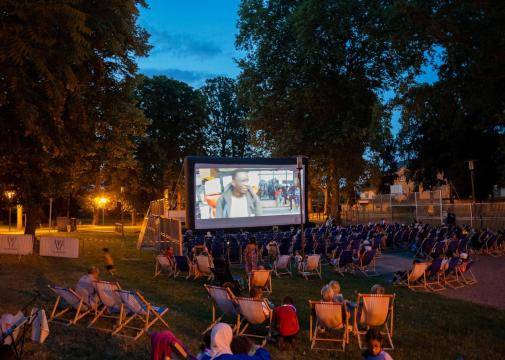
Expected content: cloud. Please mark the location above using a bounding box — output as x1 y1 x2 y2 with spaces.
139 68 218 87
147 26 222 59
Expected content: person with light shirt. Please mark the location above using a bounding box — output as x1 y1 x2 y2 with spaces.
216 170 262 218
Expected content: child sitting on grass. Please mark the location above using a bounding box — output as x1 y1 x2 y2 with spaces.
293 251 303 271
230 335 253 355
102 248 115 275
272 296 299 350
362 329 393 360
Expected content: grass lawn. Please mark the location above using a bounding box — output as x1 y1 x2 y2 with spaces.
1 227 504 359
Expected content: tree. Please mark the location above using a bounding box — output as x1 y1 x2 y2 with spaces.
236 0 428 220
134 75 208 209
397 0 505 199
0 0 150 234
200 76 255 157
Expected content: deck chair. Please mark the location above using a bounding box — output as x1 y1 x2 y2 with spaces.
155 255 174 277
202 285 240 334
354 293 395 350
194 255 214 281
173 256 192 279
443 257 465 289
248 270 272 294
300 254 322 279
425 258 446 291
309 301 349 351
458 260 477 285
273 255 292 277
1 311 28 360
88 280 122 332
236 297 272 346
48 285 93 325
394 262 430 292
150 331 195 360
333 250 355 276
355 250 377 276
113 290 169 340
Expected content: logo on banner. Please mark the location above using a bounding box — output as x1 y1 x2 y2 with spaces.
53 239 65 253
7 237 17 250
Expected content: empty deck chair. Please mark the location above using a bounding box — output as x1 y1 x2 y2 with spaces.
443 257 465 289
48 285 93 325
273 255 292 277
425 258 446 291
248 270 272 294
88 280 122 331
354 293 395 350
236 297 272 346
394 262 430 292
202 285 239 334
309 301 350 351
113 290 169 340
155 255 174 277
458 259 477 285
300 254 322 280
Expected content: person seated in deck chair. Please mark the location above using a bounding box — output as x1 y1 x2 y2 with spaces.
75 266 100 307
329 281 344 303
250 287 273 316
272 296 299 350
200 323 271 360
362 329 393 360
320 284 335 302
371 284 385 295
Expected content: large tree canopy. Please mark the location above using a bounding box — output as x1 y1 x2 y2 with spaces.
397 0 505 199
236 0 428 217
134 75 208 209
0 0 150 233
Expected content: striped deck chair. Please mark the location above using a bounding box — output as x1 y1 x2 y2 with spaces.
300 254 322 280
88 280 122 332
309 301 350 351
248 270 272 294
202 285 239 334
273 255 292 277
355 250 377 276
394 262 430 292
174 256 192 279
155 255 174 277
48 285 93 325
0 311 28 360
194 255 214 281
113 290 169 340
236 297 272 346
333 250 355 276
458 260 477 285
443 257 465 289
354 294 395 350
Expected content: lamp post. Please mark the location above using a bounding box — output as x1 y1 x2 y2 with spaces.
4 190 15 232
120 187 125 224
296 156 304 255
94 196 109 226
468 160 476 203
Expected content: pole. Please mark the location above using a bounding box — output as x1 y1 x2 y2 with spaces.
470 169 476 204
102 207 105 225
298 168 304 255
439 190 443 225
414 191 418 222
49 198 53 232
8 207 11 232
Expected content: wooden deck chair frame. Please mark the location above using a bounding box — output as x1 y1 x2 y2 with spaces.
354 293 395 350
425 262 446 292
173 256 193 279
442 258 465 289
458 262 477 285
300 254 322 280
154 255 174 277
194 254 214 281
248 270 272 294
236 297 272 346
309 300 350 352
394 262 430 292
88 280 122 332
273 255 292 277
202 285 240 334
356 250 378 277
113 290 169 340
48 285 93 326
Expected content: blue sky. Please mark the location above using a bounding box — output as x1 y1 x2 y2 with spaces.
138 1 439 134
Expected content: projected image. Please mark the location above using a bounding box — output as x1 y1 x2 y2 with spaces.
195 167 301 220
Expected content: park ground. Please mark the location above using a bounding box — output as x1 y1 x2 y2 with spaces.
1 226 505 359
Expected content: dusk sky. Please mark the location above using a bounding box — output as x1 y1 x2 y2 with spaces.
138 1 439 133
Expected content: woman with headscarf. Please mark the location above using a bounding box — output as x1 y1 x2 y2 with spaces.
200 323 270 360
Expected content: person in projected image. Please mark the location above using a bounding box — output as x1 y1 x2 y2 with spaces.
216 170 262 218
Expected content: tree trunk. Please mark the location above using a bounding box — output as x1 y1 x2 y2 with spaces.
323 186 328 216
328 160 341 223
92 207 99 225
23 203 38 235
131 210 136 226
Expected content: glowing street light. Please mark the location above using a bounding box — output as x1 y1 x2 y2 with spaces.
4 190 16 232
94 196 109 225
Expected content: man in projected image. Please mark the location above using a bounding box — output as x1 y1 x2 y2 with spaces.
216 170 262 218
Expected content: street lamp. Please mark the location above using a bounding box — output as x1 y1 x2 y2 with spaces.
468 160 476 203
296 156 305 255
4 190 16 232
94 196 109 225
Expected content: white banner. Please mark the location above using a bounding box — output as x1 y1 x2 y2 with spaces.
39 237 79 258
0 235 34 255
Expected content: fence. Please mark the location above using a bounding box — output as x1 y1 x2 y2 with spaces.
341 190 505 230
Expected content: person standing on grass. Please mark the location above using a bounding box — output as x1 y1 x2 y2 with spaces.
102 248 115 275
243 238 259 274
